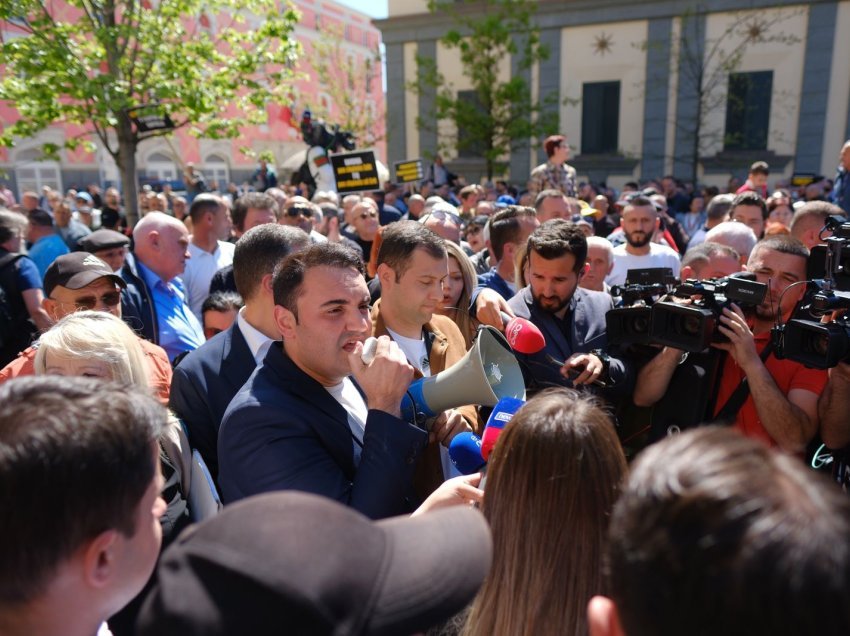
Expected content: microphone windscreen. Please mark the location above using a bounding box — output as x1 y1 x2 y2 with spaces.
449 432 486 474
481 396 525 460
504 317 546 354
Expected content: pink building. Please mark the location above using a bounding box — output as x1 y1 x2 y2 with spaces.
0 0 385 199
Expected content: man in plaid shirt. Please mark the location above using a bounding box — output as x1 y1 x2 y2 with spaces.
528 135 577 199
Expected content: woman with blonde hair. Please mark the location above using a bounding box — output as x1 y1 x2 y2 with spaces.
463 389 628 636
438 241 478 349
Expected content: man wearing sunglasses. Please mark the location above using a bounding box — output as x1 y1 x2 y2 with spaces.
0 252 172 404
280 195 326 244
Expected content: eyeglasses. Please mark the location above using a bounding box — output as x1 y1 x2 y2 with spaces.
425 209 462 226
50 290 122 311
466 225 483 236
358 210 378 220
286 207 313 218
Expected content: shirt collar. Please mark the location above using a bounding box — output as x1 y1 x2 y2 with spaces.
237 307 276 363
137 259 169 290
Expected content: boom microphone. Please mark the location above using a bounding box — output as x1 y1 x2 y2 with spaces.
480 396 525 460
500 312 546 354
448 432 486 474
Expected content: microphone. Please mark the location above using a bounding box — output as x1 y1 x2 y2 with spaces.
448 432 486 474
500 312 546 354
360 336 378 364
480 396 525 461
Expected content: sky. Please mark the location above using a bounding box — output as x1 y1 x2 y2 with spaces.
331 0 388 19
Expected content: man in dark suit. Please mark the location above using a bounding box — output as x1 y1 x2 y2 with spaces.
218 243 428 519
169 225 310 481
506 220 632 396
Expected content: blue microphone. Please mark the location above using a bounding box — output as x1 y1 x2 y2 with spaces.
448 432 486 474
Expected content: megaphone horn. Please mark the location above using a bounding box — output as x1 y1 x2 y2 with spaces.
401 326 526 423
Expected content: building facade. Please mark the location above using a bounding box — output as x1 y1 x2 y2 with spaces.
377 0 850 189
0 0 385 199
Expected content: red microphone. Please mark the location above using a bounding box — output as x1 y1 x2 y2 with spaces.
500 312 545 354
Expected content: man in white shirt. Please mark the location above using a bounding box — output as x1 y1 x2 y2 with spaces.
370 221 476 498
182 194 235 320
170 224 310 481
607 196 681 287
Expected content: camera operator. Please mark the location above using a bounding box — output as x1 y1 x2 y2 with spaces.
634 236 826 452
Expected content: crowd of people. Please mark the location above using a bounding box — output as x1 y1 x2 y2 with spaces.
1 135 850 635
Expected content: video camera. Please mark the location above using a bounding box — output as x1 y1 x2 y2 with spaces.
650 273 767 352
606 268 676 346
774 215 850 368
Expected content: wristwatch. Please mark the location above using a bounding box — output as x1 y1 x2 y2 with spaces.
590 349 612 385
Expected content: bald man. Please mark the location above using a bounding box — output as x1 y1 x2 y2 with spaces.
121 212 205 361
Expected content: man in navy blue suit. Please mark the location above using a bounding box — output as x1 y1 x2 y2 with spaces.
506 220 632 396
218 243 428 519
169 224 310 481
477 205 539 300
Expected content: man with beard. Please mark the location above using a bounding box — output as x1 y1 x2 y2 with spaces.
606 196 681 286
506 220 632 397
634 236 826 452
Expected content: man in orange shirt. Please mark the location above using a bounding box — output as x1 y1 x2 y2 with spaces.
0 252 172 403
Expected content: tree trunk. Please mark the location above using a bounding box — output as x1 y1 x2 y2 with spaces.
116 115 140 227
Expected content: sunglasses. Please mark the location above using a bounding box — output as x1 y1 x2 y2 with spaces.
358 210 378 220
466 225 483 236
50 290 122 311
286 207 313 218
426 209 462 225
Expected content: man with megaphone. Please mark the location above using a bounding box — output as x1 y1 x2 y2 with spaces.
371 222 478 498
217 243 430 519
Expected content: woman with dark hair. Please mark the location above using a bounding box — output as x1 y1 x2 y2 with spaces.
462 389 628 636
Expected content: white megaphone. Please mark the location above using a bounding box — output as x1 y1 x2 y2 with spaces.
400 325 526 424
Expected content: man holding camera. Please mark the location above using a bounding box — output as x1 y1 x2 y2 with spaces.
635 236 826 452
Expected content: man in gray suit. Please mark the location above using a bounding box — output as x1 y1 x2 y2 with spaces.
507 220 632 397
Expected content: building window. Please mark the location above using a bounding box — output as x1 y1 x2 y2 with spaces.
456 90 486 159
724 71 772 151
203 155 230 190
14 159 61 199
146 152 177 182
581 81 620 154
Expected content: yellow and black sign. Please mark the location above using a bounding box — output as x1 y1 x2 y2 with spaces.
394 158 423 184
790 173 819 187
330 150 381 194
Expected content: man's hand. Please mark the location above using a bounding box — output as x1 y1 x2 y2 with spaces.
475 288 514 331
348 336 414 417
713 304 759 371
429 409 472 447
560 353 603 385
411 473 484 516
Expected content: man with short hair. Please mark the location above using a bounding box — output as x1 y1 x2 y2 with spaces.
26 208 69 278
580 236 614 292
317 202 363 255
507 220 631 394
53 196 91 250
0 375 167 636
171 224 310 481
21 191 39 213
100 187 125 230
588 427 850 636
121 212 205 362
201 290 243 340
343 198 380 256
218 243 428 518
458 184 482 219
687 193 734 248
422 203 463 244
606 197 681 287
230 192 277 239
528 135 577 198
282 195 326 243
0 252 173 403
182 194 234 321
790 200 844 249
736 160 770 198
704 220 758 264
832 139 850 213
679 241 741 280
534 189 570 223
729 190 768 239
371 222 475 496
634 236 826 452
477 206 539 299
405 194 426 221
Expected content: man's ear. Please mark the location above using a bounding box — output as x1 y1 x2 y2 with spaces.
82 529 119 590
274 304 296 340
42 297 59 322
260 273 275 297
148 230 161 251
681 265 695 280
587 596 626 636
580 262 590 278
376 262 394 287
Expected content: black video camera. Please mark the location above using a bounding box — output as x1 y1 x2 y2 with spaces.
649 273 767 352
607 268 676 346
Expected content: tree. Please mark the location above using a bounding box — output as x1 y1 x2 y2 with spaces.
409 0 557 180
641 6 800 184
309 22 383 148
0 0 301 225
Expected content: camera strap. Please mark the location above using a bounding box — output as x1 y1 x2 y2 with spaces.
713 341 774 425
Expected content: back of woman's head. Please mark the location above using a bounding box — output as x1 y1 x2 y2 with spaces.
465 389 627 636
34 311 149 388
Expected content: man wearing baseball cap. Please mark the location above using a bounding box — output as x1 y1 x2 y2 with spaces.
0 252 172 403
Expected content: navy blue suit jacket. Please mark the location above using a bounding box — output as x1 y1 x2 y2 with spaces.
170 322 256 481
218 342 428 519
507 286 632 396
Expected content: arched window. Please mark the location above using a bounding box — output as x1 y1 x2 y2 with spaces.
203 154 229 190
145 151 178 182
